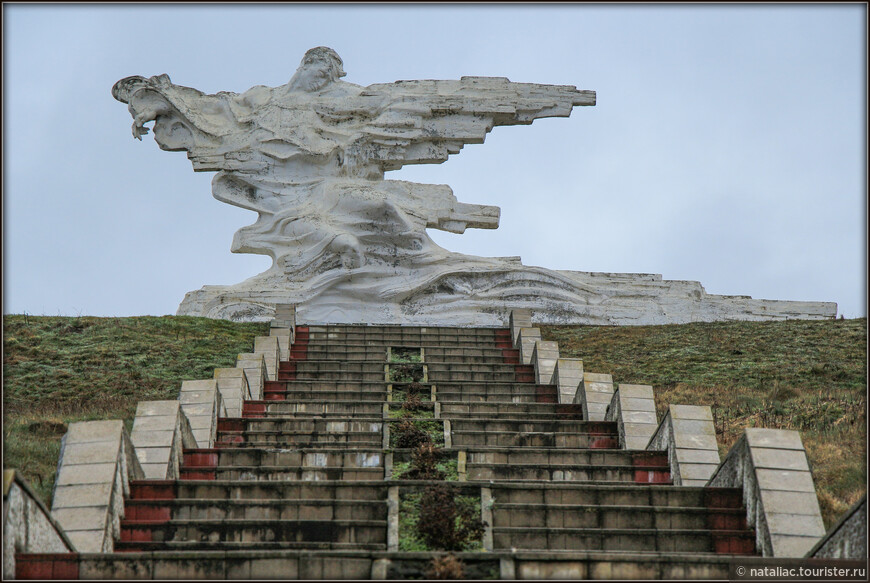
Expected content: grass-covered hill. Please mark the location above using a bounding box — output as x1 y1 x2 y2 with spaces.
3 315 866 530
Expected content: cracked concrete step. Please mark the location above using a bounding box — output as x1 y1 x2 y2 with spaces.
441 402 584 419
215 419 384 448
453 431 619 448
25 549 745 579
129 480 389 503
492 503 747 531
242 400 385 417
124 498 388 522
465 449 669 482
489 483 746 509
435 384 557 403
180 448 385 480
492 526 756 554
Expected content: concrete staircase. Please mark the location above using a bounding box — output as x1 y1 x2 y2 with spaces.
16 320 782 579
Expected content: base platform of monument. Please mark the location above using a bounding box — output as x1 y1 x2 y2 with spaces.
177 261 836 325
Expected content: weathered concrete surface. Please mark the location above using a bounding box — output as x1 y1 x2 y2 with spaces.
647 405 720 486
552 358 584 405
236 353 268 401
516 328 542 366
707 428 826 557
179 380 224 448
605 384 658 450
575 372 614 421
531 341 560 385
214 368 252 418
130 400 197 479
50 420 143 553
3 470 75 579
808 495 867 559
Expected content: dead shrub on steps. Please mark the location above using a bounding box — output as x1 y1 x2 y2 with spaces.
416 483 486 551
400 443 446 480
427 554 465 579
394 418 432 449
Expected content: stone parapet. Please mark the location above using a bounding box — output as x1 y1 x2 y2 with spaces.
647 405 720 486
179 380 224 448
509 309 532 346
808 495 866 559
605 384 658 450
575 372 615 421
552 358 584 404
516 328 542 366
531 341 560 385
707 428 826 557
130 400 197 479
236 353 268 400
214 367 252 418
50 420 143 553
254 336 280 381
3 470 75 578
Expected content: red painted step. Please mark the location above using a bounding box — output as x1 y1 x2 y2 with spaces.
15 553 79 580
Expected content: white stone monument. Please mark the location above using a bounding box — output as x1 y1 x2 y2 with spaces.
114 47 836 325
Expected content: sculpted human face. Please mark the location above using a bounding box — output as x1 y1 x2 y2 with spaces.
289 55 335 92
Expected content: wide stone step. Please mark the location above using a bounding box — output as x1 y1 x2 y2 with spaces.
304 333 506 346
215 433 382 448
242 400 384 417
491 527 756 554
441 402 584 419
435 384 556 403
180 448 384 480
115 538 385 552
465 449 669 481
492 503 747 530
124 498 388 522
451 418 616 434
19 549 743 579
428 367 534 383
129 480 389 502
453 431 619 449
467 464 670 483
489 483 746 510
217 418 383 433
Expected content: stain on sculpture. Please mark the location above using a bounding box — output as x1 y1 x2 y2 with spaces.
115 47 836 324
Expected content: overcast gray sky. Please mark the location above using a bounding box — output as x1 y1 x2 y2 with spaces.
3 4 866 319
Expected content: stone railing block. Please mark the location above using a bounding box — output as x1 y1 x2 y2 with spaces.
214 367 251 418
605 384 657 450
50 420 143 553
271 303 296 331
552 358 584 404
707 428 826 557
516 327 542 365
130 400 197 479
254 335 280 381
647 404 720 486
237 353 268 400
509 309 532 346
531 340 560 385
179 380 223 448
808 495 866 559
4 470 75 578
574 372 614 421
269 327 292 361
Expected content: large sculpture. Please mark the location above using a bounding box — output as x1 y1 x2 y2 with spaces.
114 47 836 324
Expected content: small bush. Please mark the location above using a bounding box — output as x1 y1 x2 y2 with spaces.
394 419 432 449
427 554 465 579
401 443 446 480
417 483 486 551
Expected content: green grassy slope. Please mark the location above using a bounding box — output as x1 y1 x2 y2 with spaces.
2 315 865 530
541 318 866 529
3 315 269 503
